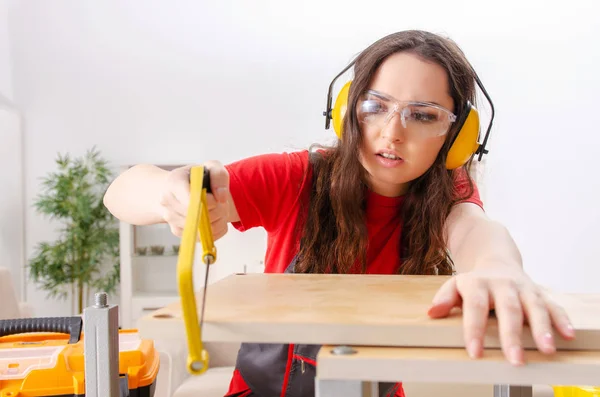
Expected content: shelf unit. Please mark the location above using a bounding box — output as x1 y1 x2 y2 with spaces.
118 164 186 328
121 222 189 328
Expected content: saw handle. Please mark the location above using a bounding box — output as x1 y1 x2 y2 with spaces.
198 168 217 265
201 166 211 193
177 165 217 375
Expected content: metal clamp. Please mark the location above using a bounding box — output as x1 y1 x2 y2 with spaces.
83 292 120 397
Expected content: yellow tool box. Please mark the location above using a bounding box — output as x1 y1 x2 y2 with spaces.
0 316 159 397
553 386 600 397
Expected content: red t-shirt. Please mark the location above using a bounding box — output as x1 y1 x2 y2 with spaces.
225 149 483 275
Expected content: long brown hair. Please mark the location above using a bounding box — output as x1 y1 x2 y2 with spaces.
295 30 478 275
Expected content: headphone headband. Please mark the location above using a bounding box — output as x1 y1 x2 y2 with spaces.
471 71 494 161
323 61 355 130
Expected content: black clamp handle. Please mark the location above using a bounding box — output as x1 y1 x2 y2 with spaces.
0 316 83 344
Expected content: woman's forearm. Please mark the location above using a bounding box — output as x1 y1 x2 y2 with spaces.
455 218 523 273
103 164 170 225
446 203 523 274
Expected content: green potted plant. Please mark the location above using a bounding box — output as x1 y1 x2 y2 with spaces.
150 245 165 255
28 146 120 314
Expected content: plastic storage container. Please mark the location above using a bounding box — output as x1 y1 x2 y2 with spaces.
0 317 159 397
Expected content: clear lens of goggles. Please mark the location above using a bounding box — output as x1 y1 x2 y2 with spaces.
357 91 457 138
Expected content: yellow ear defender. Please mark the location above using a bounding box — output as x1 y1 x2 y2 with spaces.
445 101 482 170
323 61 494 170
330 80 351 138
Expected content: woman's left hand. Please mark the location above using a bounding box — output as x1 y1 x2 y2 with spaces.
427 266 576 365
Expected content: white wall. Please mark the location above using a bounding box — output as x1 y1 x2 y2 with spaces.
0 0 12 99
7 0 600 316
0 0 23 300
0 107 23 301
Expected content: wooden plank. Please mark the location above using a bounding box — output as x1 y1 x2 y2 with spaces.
316 345 600 388
136 273 600 350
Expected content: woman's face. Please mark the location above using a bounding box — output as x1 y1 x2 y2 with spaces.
358 52 455 197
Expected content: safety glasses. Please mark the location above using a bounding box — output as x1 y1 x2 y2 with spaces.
357 90 457 138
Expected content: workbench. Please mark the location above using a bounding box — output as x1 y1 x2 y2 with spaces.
137 273 600 396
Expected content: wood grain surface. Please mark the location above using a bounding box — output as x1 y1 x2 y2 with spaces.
137 273 600 351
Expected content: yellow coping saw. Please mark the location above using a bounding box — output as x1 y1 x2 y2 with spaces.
177 165 216 375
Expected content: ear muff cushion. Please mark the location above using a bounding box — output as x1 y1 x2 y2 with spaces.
332 81 352 138
445 105 480 169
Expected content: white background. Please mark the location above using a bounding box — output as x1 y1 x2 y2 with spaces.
1 0 599 317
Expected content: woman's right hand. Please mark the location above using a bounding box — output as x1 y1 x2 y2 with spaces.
157 161 233 240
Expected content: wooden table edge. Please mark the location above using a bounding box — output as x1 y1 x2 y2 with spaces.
316 345 600 387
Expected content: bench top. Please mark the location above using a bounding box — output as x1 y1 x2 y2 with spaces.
138 273 600 351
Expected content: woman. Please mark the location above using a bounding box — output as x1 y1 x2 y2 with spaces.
104 30 575 397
